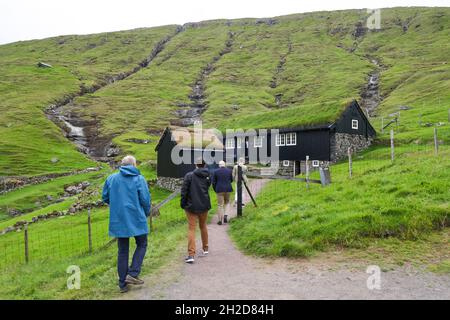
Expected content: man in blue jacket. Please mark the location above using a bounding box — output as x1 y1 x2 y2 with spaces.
102 155 151 293
212 160 233 225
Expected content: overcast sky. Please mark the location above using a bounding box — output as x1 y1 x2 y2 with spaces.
0 0 448 45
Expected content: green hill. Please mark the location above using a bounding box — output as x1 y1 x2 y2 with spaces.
0 7 449 299
1 7 449 176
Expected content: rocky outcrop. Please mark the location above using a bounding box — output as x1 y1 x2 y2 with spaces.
173 31 235 126
360 58 386 117
156 176 183 192
0 199 106 236
64 181 90 196
0 167 101 195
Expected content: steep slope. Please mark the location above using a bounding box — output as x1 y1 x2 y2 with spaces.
0 7 449 177
0 25 179 175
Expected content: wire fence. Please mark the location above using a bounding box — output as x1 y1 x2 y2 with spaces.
0 209 111 270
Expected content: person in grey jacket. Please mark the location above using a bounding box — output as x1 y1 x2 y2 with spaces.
180 158 211 264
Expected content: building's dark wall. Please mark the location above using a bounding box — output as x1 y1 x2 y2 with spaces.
335 101 376 137
225 129 331 163
270 130 331 161
156 131 179 178
157 131 224 178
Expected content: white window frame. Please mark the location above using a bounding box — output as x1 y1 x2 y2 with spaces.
352 119 359 130
283 160 290 167
254 136 263 148
286 132 297 146
236 137 243 149
225 138 235 149
275 133 285 146
312 160 320 167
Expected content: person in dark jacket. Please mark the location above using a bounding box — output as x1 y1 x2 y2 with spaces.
212 160 233 225
102 155 151 293
180 158 211 263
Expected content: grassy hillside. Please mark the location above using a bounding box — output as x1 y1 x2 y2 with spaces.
1 8 449 177
230 145 449 257
0 25 178 176
0 7 449 298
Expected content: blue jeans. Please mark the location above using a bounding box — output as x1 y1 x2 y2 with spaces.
117 234 148 288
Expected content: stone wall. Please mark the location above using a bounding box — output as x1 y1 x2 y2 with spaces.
330 133 373 162
156 176 183 191
277 160 295 176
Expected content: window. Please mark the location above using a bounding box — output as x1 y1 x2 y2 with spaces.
275 133 285 146
352 119 359 130
312 160 320 167
283 160 290 167
286 132 297 146
254 136 263 148
225 138 235 149
237 137 243 148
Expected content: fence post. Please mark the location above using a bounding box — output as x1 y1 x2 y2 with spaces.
390 129 395 163
88 208 92 253
24 224 29 264
348 147 352 178
434 127 439 155
305 156 310 190
237 165 243 217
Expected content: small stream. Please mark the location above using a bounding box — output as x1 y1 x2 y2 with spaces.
60 116 88 150
360 59 382 117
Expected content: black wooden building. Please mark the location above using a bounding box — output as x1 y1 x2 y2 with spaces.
155 126 224 184
155 100 376 184
223 100 376 174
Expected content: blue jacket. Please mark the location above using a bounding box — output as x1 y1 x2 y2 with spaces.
212 167 233 193
102 166 151 238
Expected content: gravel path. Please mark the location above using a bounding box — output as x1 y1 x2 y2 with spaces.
123 179 450 300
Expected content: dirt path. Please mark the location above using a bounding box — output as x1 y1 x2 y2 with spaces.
123 179 450 300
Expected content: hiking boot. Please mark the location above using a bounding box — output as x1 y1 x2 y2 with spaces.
224 215 228 223
126 274 145 285
217 221 223 225
185 256 195 264
119 285 129 293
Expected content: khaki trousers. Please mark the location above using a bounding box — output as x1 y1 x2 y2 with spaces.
185 211 208 256
216 192 231 222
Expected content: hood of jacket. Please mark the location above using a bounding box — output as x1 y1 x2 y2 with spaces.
119 165 141 176
194 167 210 178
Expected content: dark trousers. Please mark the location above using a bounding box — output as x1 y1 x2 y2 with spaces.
117 234 148 288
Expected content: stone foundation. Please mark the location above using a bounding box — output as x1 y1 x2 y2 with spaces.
330 133 373 162
156 176 183 191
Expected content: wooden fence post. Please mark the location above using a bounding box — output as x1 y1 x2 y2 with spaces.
390 129 395 163
434 127 439 155
348 147 352 179
305 156 310 190
237 165 243 217
87 208 92 253
24 224 29 264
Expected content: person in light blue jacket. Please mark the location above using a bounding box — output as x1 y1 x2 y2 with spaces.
102 155 151 293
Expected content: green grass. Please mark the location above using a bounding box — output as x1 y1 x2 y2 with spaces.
229 144 449 258
0 6 449 298
0 181 218 299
